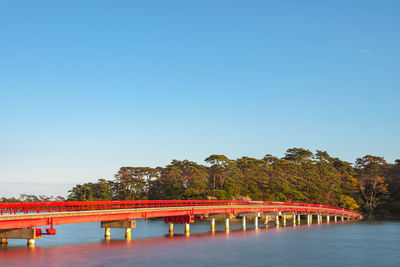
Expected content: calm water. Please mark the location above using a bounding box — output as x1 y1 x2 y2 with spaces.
1 220 399 266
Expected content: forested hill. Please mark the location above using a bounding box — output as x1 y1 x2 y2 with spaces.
63 149 400 219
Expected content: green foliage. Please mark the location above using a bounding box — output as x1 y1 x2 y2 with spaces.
339 195 360 211
355 156 390 218
1 195 65 203
68 179 113 201
63 149 400 218
283 148 313 163
384 162 400 216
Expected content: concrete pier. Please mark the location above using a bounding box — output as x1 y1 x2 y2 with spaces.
334 216 337 223
211 218 216 232
125 228 132 239
27 239 35 247
1 238 8 248
1 238 7 248
327 215 330 224
297 214 301 225
341 216 344 221
185 223 190 235
169 222 174 235
265 215 269 227
254 216 258 229
242 216 246 229
276 215 280 227
293 214 296 225
0 228 40 247
101 220 136 239
283 215 286 226
307 214 312 225
225 218 230 231
104 228 111 239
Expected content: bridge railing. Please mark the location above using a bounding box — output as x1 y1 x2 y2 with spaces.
0 200 361 217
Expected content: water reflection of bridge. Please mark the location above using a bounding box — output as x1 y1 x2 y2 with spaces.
0 200 361 246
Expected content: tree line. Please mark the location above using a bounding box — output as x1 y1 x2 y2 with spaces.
0 194 66 203
66 148 400 219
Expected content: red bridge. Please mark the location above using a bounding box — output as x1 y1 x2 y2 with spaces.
0 200 362 247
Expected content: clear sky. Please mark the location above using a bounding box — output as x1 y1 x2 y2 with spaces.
1 1 399 197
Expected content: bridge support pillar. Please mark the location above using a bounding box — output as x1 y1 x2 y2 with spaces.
1 238 8 247
211 218 215 232
0 228 40 246
293 214 296 226
225 218 230 231
341 216 344 222
27 239 35 247
185 223 190 235
307 214 311 225
297 214 301 225
101 220 136 239
254 216 258 229
283 215 286 226
334 216 337 223
104 228 111 239
125 228 132 240
327 215 330 224
275 215 280 227
169 222 174 235
242 216 246 230
265 215 269 227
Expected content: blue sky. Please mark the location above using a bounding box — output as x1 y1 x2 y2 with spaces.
0 1 399 196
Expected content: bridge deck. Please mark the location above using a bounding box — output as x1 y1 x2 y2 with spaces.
0 201 361 230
